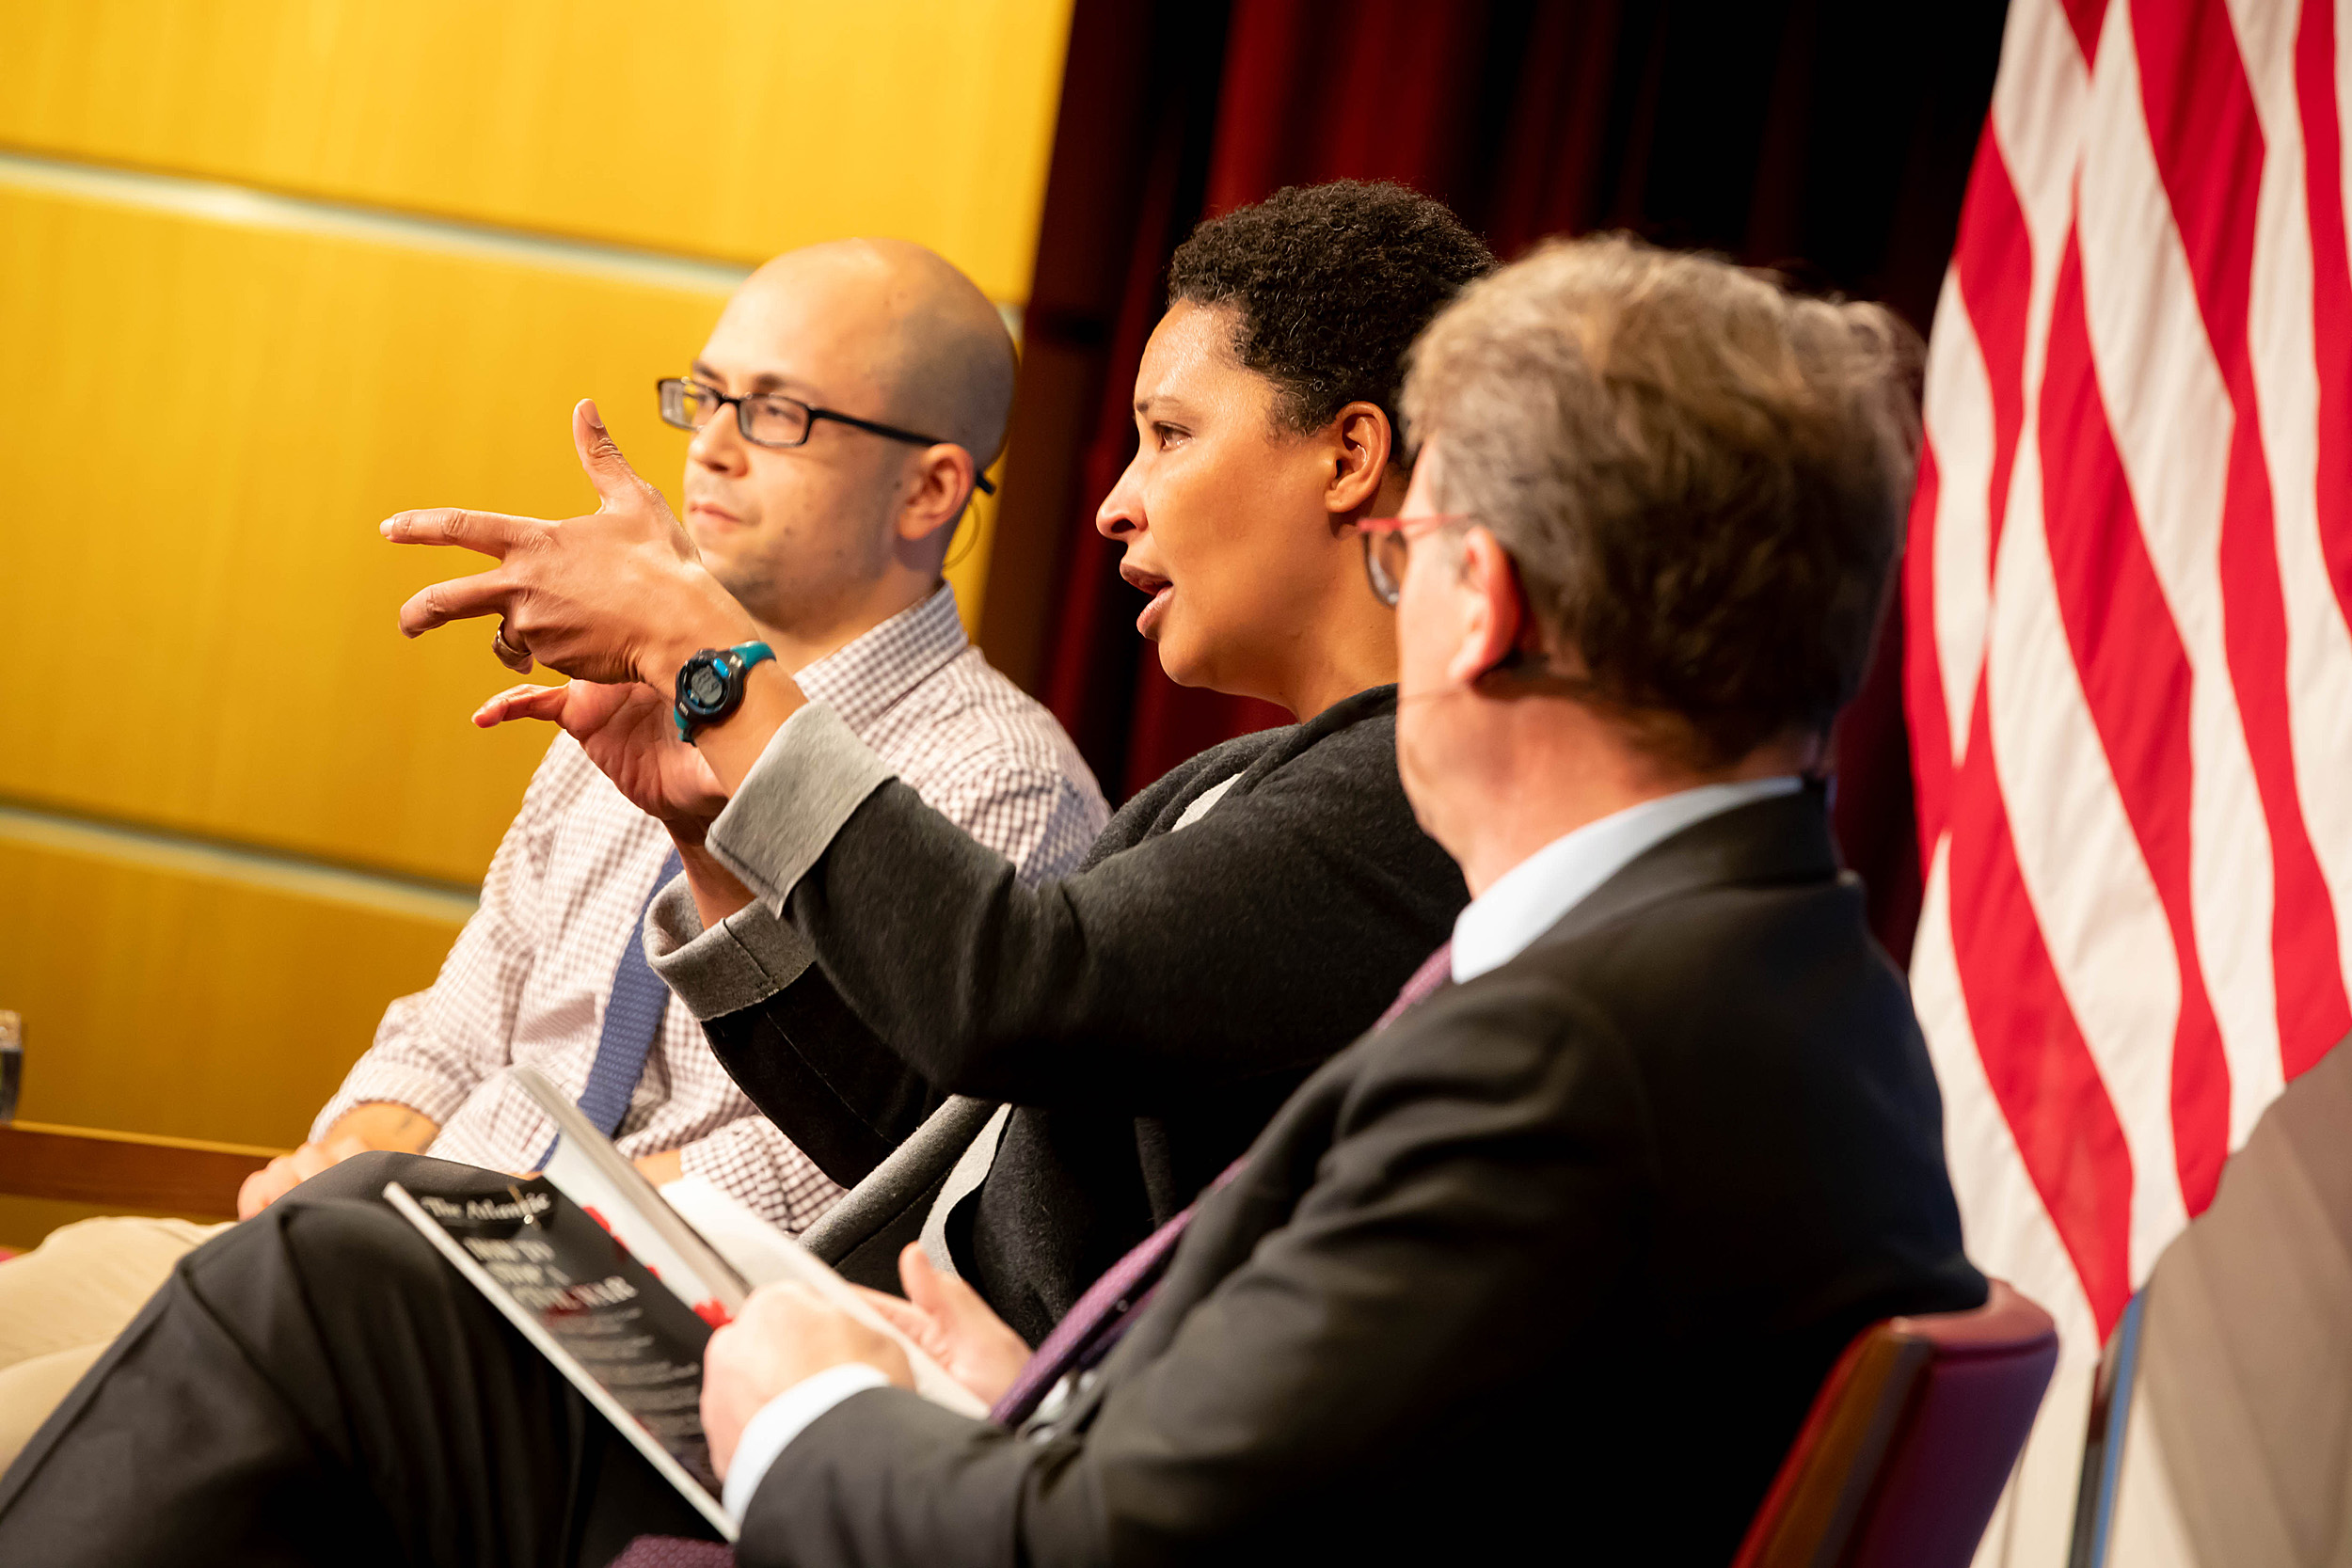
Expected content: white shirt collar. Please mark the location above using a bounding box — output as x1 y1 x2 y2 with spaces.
1449 777 1804 984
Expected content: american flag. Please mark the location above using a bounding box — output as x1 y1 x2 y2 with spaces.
1903 0 2352 1554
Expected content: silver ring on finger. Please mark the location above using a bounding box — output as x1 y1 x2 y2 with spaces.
491 622 533 673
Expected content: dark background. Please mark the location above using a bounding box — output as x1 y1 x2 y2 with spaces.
975 0 2012 962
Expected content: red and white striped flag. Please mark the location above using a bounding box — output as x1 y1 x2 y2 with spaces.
1904 0 2352 1555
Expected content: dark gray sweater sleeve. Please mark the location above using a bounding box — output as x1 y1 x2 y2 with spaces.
640 702 895 1013
648 692 1461 1173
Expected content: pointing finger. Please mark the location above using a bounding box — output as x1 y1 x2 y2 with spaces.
398 569 512 637
380 508 537 556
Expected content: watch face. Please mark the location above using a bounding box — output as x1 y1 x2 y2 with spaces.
688 664 728 706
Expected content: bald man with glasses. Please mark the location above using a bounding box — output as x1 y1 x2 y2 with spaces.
0 238 1105 1468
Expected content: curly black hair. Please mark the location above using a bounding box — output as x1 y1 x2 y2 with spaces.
1166 181 1496 438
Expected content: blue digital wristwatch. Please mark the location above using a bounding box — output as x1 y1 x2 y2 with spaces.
672 641 776 742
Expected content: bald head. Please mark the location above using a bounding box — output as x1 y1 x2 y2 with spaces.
680 239 1018 652
729 237 1018 468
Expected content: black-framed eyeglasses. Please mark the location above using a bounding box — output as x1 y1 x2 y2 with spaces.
1354 513 1475 606
655 377 996 495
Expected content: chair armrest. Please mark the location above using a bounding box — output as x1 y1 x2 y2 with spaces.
0 1121 286 1221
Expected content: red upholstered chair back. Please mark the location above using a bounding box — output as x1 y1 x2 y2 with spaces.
1731 1279 2058 1568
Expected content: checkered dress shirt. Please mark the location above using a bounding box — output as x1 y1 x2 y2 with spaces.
312 586 1107 1229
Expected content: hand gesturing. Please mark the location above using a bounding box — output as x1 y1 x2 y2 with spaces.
475 679 728 842
383 399 757 688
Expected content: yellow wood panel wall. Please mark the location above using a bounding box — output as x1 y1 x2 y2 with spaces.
0 838 465 1148
0 185 723 881
0 0 1075 304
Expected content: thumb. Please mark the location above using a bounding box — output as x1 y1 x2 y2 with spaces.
900 1243 990 1329
572 399 647 508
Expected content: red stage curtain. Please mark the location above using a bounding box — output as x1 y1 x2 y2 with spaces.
984 0 2008 961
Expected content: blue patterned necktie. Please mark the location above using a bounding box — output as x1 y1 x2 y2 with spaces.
542 847 684 1164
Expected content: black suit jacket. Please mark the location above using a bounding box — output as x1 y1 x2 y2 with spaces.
705 687 1469 1341
739 787 1986 1566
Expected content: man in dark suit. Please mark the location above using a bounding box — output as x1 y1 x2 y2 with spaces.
0 234 1983 1566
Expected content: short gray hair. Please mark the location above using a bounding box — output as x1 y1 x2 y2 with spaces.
1401 233 1920 767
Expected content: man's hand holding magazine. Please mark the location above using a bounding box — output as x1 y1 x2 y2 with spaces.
704 1242 1035 1475
704 1283 914 1475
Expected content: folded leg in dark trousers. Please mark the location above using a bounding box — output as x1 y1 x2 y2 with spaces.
0 1151 715 1567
